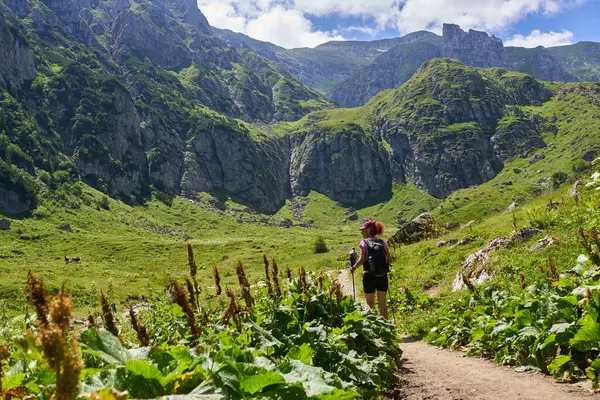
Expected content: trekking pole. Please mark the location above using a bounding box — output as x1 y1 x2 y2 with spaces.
388 270 397 324
351 269 356 300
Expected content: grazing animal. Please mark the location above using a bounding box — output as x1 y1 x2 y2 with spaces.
65 256 82 264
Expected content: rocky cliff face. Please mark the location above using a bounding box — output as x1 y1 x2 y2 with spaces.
548 42 600 82
372 59 552 198
0 0 338 213
0 13 36 94
0 0 577 216
289 125 391 205
181 121 290 213
442 24 510 68
330 41 441 107
506 46 576 82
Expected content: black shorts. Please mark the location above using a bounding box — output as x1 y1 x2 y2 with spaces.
363 273 388 293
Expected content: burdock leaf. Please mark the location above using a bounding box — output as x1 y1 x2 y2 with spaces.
569 323 600 351
240 371 286 395
80 328 130 365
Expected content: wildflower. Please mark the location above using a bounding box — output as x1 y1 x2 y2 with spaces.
26 271 49 326
169 280 200 339
263 254 273 294
235 262 254 308
213 264 222 296
129 305 150 347
100 290 119 338
271 258 282 296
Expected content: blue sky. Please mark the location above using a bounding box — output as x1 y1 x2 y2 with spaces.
197 0 600 49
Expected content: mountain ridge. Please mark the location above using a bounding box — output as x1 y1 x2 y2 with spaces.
1 0 600 220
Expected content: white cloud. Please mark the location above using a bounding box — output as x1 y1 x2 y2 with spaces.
505 29 574 47
197 0 585 48
246 7 344 48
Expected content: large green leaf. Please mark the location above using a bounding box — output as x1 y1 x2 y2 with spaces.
1 373 25 390
569 323 600 351
548 355 571 375
514 309 532 326
280 360 337 397
80 328 130 365
288 343 315 365
240 371 286 395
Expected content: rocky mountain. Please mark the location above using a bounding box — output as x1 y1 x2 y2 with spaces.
441 24 511 68
275 59 568 204
330 40 442 108
1 0 600 218
506 46 576 82
547 42 600 82
0 0 333 214
214 28 441 93
330 24 581 107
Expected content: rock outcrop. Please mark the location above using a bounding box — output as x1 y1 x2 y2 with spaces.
442 24 510 68
372 58 554 198
0 13 36 94
331 41 442 107
289 125 391 206
506 46 577 82
180 122 290 214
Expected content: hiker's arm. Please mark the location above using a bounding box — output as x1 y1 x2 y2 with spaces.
350 250 366 273
385 247 392 263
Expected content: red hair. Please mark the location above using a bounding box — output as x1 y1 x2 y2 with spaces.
375 221 385 236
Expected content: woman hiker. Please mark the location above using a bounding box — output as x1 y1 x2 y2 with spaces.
350 220 391 319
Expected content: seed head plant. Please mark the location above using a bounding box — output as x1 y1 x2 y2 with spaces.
271 258 282 296
185 276 196 307
221 289 242 332
298 266 308 296
168 279 200 339
129 305 150 347
315 271 324 288
0 344 9 395
235 262 254 308
26 276 82 400
580 227 600 266
26 271 49 326
263 254 273 295
213 264 222 296
100 290 119 338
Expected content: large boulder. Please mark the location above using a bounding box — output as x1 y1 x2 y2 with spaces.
389 212 438 245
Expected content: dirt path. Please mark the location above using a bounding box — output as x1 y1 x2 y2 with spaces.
333 270 595 400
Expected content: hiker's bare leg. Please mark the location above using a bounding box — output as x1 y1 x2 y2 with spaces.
377 291 388 319
365 293 376 310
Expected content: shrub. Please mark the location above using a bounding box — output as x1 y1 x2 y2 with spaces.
551 171 569 189
97 195 110 210
314 236 329 254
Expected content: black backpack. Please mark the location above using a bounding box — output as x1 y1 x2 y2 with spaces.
365 238 389 275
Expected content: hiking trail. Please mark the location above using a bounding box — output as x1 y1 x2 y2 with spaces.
335 269 595 400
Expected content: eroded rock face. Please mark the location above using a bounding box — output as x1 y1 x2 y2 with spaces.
38 0 98 47
289 125 391 206
371 58 556 200
442 24 510 68
507 46 577 82
0 187 34 215
0 14 36 94
331 41 442 107
492 109 547 161
111 9 192 70
180 124 290 214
